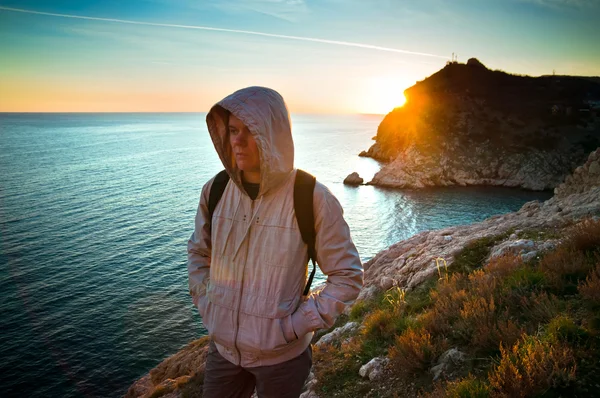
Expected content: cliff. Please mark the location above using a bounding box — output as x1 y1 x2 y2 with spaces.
362 60 600 190
126 148 600 398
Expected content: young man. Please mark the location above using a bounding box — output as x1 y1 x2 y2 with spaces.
187 86 363 398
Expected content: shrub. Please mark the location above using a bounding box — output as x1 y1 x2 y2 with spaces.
578 264 600 306
486 254 522 279
514 291 562 326
501 267 547 291
546 315 588 345
446 375 491 398
426 274 469 335
389 327 442 376
361 309 408 345
455 296 522 352
349 299 372 321
488 336 577 397
565 218 600 254
539 245 591 292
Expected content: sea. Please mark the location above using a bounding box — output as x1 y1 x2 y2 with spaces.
0 113 553 397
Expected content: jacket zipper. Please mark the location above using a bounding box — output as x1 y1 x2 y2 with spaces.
232 197 254 365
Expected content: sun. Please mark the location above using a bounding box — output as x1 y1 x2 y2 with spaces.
359 76 410 115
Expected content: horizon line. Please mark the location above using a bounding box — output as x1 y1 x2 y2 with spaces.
0 110 389 116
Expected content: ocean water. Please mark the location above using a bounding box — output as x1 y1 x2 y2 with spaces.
0 113 552 397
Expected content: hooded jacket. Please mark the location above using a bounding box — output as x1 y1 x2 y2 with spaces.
187 87 363 367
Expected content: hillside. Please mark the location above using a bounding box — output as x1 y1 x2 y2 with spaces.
361 60 600 190
126 148 600 398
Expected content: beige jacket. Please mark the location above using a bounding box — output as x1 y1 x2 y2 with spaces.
187 87 363 367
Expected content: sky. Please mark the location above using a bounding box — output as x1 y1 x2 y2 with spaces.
1 0 599 114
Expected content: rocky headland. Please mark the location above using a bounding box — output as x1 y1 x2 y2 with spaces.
360 60 600 190
126 148 600 398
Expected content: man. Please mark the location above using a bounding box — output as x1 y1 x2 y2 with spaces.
187 86 363 398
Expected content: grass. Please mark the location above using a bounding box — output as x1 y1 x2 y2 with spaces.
517 228 561 241
312 219 600 398
450 232 512 275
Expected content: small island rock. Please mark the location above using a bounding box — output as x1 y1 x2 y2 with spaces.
343 172 364 185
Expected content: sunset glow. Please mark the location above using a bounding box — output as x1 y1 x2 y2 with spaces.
1 1 599 114
359 76 409 115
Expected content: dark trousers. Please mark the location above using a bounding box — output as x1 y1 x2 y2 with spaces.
203 341 312 398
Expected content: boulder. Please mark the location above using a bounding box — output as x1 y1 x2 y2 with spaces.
343 172 364 186
359 357 389 381
430 348 466 381
315 322 359 347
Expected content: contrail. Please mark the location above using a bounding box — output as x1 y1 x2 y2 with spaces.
0 6 448 59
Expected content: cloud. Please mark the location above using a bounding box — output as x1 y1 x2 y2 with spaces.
0 6 448 59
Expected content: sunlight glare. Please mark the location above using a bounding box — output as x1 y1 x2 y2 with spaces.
360 76 410 115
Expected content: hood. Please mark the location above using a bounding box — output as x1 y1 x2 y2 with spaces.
206 86 294 197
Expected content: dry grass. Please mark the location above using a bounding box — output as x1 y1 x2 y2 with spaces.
389 327 444 376
488 336 577 397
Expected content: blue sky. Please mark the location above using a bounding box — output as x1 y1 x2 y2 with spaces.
1 0 599 113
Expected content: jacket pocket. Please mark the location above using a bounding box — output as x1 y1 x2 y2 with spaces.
280 314 297 343
236 313 289 356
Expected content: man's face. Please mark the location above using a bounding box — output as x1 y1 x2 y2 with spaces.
228 114 261 175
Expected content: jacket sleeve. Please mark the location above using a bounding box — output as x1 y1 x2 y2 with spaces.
187 179 213 317
285 183 364 340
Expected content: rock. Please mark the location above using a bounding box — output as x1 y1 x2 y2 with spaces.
379 276 395 290
555 149 600 198
354 285 378 303
359 357 390 381
444 235 453 241
521 251 538 262
125 337 210 398
430 348 466 381
343 172 364 186
539 241 557 252
315 322 359 347
490 239 535 259
362 152 600 292
299 372 319 398
366 142 574 190
362 63 600 192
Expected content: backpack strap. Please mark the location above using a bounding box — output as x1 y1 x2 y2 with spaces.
294 169 317 296
208 170 230 223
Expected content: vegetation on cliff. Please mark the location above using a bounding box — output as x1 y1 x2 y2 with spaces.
312 218 600 397
372 60 600 162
